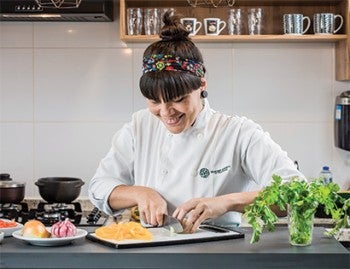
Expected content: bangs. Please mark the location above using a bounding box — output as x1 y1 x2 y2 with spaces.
139 71 202 103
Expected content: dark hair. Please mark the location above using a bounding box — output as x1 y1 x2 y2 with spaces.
139 11 206 103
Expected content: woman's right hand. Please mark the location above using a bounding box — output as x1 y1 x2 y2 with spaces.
108 184 168 227
134 186 168 227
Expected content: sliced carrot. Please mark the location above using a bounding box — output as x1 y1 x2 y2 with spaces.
95 221 152 241
0 219 17 228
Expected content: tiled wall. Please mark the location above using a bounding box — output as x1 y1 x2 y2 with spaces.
1 3 350 199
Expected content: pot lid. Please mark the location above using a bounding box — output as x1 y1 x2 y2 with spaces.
0 173 25 187
0 173 12 181
0 181 25 188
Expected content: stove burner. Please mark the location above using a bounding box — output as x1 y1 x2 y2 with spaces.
0 202 29 223
31 202 83 225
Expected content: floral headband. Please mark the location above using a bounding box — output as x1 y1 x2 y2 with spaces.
142 54 205 78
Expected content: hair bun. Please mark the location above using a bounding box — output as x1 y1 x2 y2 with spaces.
160 10 190 41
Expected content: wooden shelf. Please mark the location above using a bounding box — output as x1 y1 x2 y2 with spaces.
121 34 347 43
120 0 350 80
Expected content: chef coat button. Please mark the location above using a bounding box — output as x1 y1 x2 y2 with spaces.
197 133 203 139
162 169 168 175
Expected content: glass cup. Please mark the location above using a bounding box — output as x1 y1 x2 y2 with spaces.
181 18 202 36
313 13 344 34
228 9 242 35
248 8 263 35
283 14 311 35
144 8 160 35
204 18 226 35
127 8 143 35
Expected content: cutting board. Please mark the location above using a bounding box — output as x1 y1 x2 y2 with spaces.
86 224 244 249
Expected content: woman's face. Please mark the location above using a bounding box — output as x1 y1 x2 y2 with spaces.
147 89 204 134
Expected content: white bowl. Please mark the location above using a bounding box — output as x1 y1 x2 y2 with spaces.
0 231 4 243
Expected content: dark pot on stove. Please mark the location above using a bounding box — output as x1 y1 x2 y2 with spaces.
35 177 84 203
0 173 25 204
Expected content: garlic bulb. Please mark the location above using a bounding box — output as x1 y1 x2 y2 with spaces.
51 219 77 238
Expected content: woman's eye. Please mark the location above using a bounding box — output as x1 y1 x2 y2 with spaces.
174 97 185 103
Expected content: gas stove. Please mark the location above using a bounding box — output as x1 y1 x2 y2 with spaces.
0 202 107 227
0 203 30 224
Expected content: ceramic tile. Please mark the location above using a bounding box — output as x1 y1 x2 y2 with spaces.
33 16 125 48
34 122 124 198
0 22 33 47
0 123 35 197
332 149 350 190
260 121 333 181
0 49 33 121
132 48 147 112
34 48 133 121
232 43 334 122
201 48 234 115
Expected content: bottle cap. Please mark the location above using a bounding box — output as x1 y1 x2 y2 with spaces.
322 166 330 171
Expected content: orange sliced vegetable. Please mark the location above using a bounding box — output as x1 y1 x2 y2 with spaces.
95 221 152 241
0 219 17 228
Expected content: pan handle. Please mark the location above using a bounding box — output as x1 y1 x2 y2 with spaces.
35 181 44 187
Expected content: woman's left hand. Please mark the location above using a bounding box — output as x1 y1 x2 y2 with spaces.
172 196 228 233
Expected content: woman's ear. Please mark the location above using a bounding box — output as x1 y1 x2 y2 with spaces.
200 78 207 88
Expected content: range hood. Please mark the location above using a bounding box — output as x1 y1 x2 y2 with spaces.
0 0 114 22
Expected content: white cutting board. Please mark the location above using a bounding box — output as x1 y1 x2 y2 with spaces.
86 225 244 249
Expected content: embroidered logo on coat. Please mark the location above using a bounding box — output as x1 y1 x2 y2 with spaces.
199 166 231 179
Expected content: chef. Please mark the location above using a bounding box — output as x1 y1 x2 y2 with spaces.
89 11 304 233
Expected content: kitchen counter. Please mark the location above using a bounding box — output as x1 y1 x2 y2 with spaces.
1 227 349 269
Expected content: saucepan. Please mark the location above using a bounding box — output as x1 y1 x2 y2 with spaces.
0 173 25 204
35 177 84 203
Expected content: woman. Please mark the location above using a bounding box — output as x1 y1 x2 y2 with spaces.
89 12 304 233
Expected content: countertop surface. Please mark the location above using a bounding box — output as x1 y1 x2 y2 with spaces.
1 227 349 269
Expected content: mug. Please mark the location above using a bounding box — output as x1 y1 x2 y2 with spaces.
144 8 160 35
181 18 202 36
204 18 226 35
313 13 344 34
248 8 263 35
228 9 242 35
126 8 143 35
283 14 311 35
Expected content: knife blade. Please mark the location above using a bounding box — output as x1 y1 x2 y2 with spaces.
162 214 183 234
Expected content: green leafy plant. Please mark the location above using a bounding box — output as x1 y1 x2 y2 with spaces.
244 175 350 245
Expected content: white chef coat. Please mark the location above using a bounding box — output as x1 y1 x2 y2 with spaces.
89 99 304 227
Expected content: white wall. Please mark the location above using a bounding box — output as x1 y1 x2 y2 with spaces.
1 3 350 199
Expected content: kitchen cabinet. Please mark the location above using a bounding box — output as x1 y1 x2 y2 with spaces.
1 227 349 269
119 0 350 81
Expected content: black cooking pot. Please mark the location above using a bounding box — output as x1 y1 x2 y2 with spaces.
0 173 25 204
35 177 84 203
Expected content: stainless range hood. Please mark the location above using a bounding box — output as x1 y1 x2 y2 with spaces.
0 0 114 22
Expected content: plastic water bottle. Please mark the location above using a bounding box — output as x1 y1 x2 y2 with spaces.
319 166 333 185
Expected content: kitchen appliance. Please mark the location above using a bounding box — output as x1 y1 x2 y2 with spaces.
0 202 30 224
0 201 107 227
335 90 350 151
35 177 84 203
0 0 113 22
0 174 25 204
29 202 107 226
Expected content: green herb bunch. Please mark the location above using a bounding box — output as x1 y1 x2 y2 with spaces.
244 175 350 244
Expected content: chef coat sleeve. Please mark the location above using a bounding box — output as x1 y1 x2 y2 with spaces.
89 120 135 216
240 120 305 187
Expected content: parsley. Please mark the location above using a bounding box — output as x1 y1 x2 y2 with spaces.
244 175 350 244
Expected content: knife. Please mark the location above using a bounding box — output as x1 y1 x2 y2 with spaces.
162 214 183 234
140 214 184 233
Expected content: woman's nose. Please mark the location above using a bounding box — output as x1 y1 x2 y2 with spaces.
159 102 174 116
